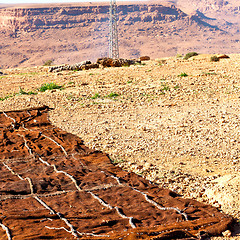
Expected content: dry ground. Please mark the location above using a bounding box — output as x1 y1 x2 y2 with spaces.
0 54 239 238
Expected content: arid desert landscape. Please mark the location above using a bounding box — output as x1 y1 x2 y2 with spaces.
0 0 239 68
0 0 240 239
0 54 239 239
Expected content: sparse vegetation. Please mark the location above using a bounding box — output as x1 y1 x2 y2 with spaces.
202 72 217 76
106 92 119 98
67 94 80 101
161 84 170 92
89 73 100 76
183 52 198 60
160 84 170 95
43 60 53 66
210 55 220 62
39 83 62 92
178 72 188 77
176 53 182 58
17 87 37 96
15 72 39 76
111 157 124 164
135 62 146 66
141 92 150 97
92 101 104 105
91 93 101 99
0 93 15 101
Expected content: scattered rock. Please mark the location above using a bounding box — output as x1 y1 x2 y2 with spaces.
49 58 139 72
140 56 150 61
217 54 230 59
48 60 99 72
97 57 139 67
222 230 232 237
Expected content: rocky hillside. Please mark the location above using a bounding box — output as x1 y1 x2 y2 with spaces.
176 0 240 33
0 54 239 238
176 0 240 20
0 4 186 32
0 1 239 68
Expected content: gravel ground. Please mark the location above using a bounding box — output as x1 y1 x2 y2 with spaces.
0 54 239 238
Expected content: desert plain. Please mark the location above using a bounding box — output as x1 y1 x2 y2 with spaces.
0 53 239 239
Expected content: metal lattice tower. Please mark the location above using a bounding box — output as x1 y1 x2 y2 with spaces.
109 0 119 59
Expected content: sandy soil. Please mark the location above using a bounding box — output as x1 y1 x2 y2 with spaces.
0 54 239 238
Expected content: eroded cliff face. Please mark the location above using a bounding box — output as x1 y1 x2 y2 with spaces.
0 4 186 32
0 2 239 68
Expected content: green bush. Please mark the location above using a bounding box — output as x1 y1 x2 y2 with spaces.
106 92 119 98
39 83 62 92
18 87 37 95
178 72 188 77
210 55 219 62
91 93 101 99
0 94 15 101
183 52 198 60
43 60 53 66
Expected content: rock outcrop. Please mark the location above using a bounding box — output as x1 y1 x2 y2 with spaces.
48 58 139 72
96 57 139 67
0 4 186 32
48 60 99 72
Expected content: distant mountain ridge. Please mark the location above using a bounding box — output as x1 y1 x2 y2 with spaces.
0 4 187 32
0 1 239 68
176 0 240 22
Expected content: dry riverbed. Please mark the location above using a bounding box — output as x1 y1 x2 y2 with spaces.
0 54 239 238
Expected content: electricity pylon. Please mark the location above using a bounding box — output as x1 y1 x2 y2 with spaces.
109 0 119 59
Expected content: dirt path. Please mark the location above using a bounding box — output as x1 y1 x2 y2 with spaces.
0 54 239 238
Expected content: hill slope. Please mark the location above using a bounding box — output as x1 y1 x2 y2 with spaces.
0 54 239 238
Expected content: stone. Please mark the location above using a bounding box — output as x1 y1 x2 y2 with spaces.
48 61 100 72
97 57 139 67
140 56 150 61
217 54 230 59
222 230 232 237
